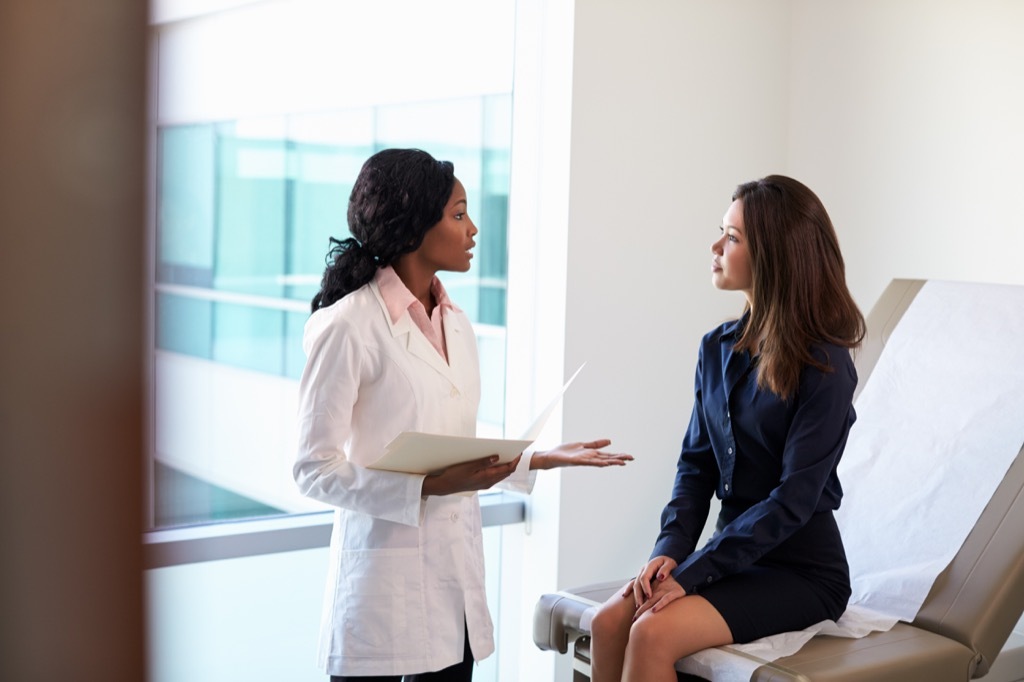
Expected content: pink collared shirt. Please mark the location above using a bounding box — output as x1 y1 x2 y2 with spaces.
374 265 458 363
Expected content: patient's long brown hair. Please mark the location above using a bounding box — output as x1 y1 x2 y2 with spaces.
732 176 865 399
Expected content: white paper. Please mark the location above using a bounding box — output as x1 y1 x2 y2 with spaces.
519 363 585 440
838 280 1024 620
368 432 533 475
368 364 585 474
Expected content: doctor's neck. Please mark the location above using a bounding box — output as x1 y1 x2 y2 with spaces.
391 259 438 315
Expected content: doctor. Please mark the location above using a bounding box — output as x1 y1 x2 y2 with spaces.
295 148 632 682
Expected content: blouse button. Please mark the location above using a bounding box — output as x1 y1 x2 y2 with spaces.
706 576 713 583
450 387 460 398
724 483 730 492
449 512 459 522
727 447 733 455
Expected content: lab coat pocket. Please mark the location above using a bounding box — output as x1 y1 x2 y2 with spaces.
338 548 424 658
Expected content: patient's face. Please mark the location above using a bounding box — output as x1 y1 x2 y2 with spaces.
711 199 753 303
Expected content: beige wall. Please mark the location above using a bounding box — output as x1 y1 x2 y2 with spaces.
0 2 147 679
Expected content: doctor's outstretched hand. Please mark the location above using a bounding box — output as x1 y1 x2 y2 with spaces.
530 439 634 470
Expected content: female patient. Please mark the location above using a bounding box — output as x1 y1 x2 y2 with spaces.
590 175 865 682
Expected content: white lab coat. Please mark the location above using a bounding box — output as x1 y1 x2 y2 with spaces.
294 278 534 677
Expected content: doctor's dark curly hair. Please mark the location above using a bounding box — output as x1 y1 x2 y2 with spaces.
310 148 455 312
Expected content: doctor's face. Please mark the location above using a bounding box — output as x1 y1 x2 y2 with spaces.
414 179 478 274
711 199 753 305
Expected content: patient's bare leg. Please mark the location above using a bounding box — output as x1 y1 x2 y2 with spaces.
589 582 636 682
622 595 732 682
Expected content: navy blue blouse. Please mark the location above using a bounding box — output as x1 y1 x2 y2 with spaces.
652 316 858 594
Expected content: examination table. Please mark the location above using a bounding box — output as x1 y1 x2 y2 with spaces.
533 279 1024 681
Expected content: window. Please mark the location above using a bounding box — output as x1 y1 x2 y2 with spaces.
150 2 516 528
147 4 525 679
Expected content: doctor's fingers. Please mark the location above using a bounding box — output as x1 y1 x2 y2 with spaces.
467 454 520 489
579 451 634 466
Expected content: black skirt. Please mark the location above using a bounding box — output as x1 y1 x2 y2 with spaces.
698 508 852 644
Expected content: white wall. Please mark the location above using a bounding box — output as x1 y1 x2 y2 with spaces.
788 0 1024 309
515 1 795 678
560 0 793 587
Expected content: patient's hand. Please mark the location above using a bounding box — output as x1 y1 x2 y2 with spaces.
529 439 634 470
633 573 685 620
626 555 679 609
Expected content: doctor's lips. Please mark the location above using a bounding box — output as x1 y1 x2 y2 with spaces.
712 259 722 272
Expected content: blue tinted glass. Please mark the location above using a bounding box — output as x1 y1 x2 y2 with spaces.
156 292 213 359
155 97 510 393
157 125 216 286
215 126 287 298
211 301 285 375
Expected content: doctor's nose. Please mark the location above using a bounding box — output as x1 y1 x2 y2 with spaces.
711 235 724 254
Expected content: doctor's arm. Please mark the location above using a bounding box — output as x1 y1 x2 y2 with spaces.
294 316 430 525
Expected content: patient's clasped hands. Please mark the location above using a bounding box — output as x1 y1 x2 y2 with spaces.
625 555 686 621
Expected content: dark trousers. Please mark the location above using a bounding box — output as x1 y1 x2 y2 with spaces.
330 623 474 682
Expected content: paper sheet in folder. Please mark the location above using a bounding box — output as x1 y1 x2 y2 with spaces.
368 364 584 475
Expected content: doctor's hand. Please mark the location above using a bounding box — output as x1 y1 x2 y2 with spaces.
529 439 634 470
421 454 521 496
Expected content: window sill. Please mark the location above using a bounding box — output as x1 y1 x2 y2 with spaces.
143 491 526 569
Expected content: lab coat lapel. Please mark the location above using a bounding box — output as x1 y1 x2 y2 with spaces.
370 279 462 387
404 320 457 383
442 310 471 389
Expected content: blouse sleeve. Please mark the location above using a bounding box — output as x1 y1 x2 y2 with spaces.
292 311 425 527
672 346 857 594
651 346 719 563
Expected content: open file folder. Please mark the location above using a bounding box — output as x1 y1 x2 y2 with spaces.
368 364 585 475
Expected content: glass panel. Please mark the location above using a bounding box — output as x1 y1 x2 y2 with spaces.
145 525 505 682
211 301 286 376
153 95 513 528
157 125 215 287
214 120 288 298
156 292 212 360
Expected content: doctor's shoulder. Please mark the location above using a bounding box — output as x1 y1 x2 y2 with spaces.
302 286 383 358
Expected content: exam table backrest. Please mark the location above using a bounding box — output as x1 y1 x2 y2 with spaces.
853 279 1024 678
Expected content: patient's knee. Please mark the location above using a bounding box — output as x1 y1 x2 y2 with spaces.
627 612 672 654
590 597 632 641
